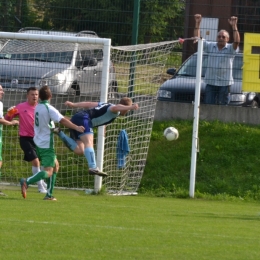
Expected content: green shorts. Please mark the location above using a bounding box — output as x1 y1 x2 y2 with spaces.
36 147 56 168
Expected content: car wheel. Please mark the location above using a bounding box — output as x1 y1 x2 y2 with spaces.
251 99 259 108
108 84 118 99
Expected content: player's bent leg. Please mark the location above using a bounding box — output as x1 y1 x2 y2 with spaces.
32 166 47 193
27 171 49 185
44 172 57 199
20 178 28 199
44 158 58 200
53 129 78 151
83 147 108 176
80 134 108 176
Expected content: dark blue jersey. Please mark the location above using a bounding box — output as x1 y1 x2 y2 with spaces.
84 102 119 127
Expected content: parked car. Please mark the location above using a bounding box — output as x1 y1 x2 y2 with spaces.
0 27 117 97
157 52 258 107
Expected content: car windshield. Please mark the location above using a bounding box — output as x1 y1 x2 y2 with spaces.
177 54 242 80
0 39 75 64
0 51 73 64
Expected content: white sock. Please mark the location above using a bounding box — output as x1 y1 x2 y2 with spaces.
40 166 47 189
32 166 40 175
32 166 45 189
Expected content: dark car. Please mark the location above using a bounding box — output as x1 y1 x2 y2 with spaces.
157 53 257 107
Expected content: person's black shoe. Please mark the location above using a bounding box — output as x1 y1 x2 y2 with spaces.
89 167 108 177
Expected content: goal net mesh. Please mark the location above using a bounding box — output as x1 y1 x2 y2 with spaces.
0 34 179 194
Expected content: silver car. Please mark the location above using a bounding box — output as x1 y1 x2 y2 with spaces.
157 52 256 107
0 28 117 97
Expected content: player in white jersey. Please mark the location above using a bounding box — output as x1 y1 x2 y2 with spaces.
53 97 139 177
20 86 85 200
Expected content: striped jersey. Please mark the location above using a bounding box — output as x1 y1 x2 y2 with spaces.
84 102 120 127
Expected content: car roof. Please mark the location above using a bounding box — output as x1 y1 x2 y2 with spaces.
18 27 99 38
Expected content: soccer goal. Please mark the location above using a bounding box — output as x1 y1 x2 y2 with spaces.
0 30 179 194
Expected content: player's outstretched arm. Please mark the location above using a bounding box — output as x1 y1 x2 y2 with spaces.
4 106 19 121
110 103 139 113
0 118 19 126
59 118 85 132
64 101 99 109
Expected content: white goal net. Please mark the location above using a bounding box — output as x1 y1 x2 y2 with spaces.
0 30 179 194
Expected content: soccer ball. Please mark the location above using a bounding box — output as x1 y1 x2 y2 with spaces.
164 127 179 141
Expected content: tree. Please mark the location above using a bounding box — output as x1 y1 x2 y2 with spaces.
139 0 185 43
31 0 185 45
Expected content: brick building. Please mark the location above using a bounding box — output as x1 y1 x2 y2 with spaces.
183 0 260 60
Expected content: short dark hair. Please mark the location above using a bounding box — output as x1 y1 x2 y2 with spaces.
27 87 38 93
119 97 132 106
39 86 52 101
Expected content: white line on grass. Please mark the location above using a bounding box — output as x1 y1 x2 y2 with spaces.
0 219 145 231
0 218 259 241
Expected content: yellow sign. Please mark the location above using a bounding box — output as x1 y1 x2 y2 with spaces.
243 33 260 92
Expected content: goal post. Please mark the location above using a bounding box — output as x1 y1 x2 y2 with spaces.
189 37 204 198
0 30 180 194
0 30 111 193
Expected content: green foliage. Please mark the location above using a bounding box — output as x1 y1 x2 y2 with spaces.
24 0 184 45
0 0 16 31
140 120 260 200
139 0 185 43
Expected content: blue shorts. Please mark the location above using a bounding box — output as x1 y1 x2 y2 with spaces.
70 111 93 140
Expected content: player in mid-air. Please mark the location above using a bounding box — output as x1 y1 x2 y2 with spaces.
5 87 47 193
20 86 85 200
53 97 139 177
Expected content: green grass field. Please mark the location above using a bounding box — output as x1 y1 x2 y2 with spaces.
2 119 260 259
0 186 260 260
141 120 260 200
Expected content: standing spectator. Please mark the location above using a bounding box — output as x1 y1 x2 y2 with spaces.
194 14 240 105
0 85 19 196
20 86 84 200
53 98 139 177
5 87 47 193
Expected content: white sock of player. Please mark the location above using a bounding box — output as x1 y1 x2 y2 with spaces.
32 166 46 190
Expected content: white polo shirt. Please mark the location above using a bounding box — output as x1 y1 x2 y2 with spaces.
203 41 239 86
34 101 63 149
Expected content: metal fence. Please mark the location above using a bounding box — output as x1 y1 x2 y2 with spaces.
1 1 259 55
0 0 260 104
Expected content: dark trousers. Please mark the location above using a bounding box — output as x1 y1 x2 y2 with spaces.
205 84 230 105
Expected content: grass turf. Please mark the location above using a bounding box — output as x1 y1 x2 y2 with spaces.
0 186 260 260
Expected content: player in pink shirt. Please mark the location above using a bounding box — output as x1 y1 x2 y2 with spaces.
5 87 47 193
